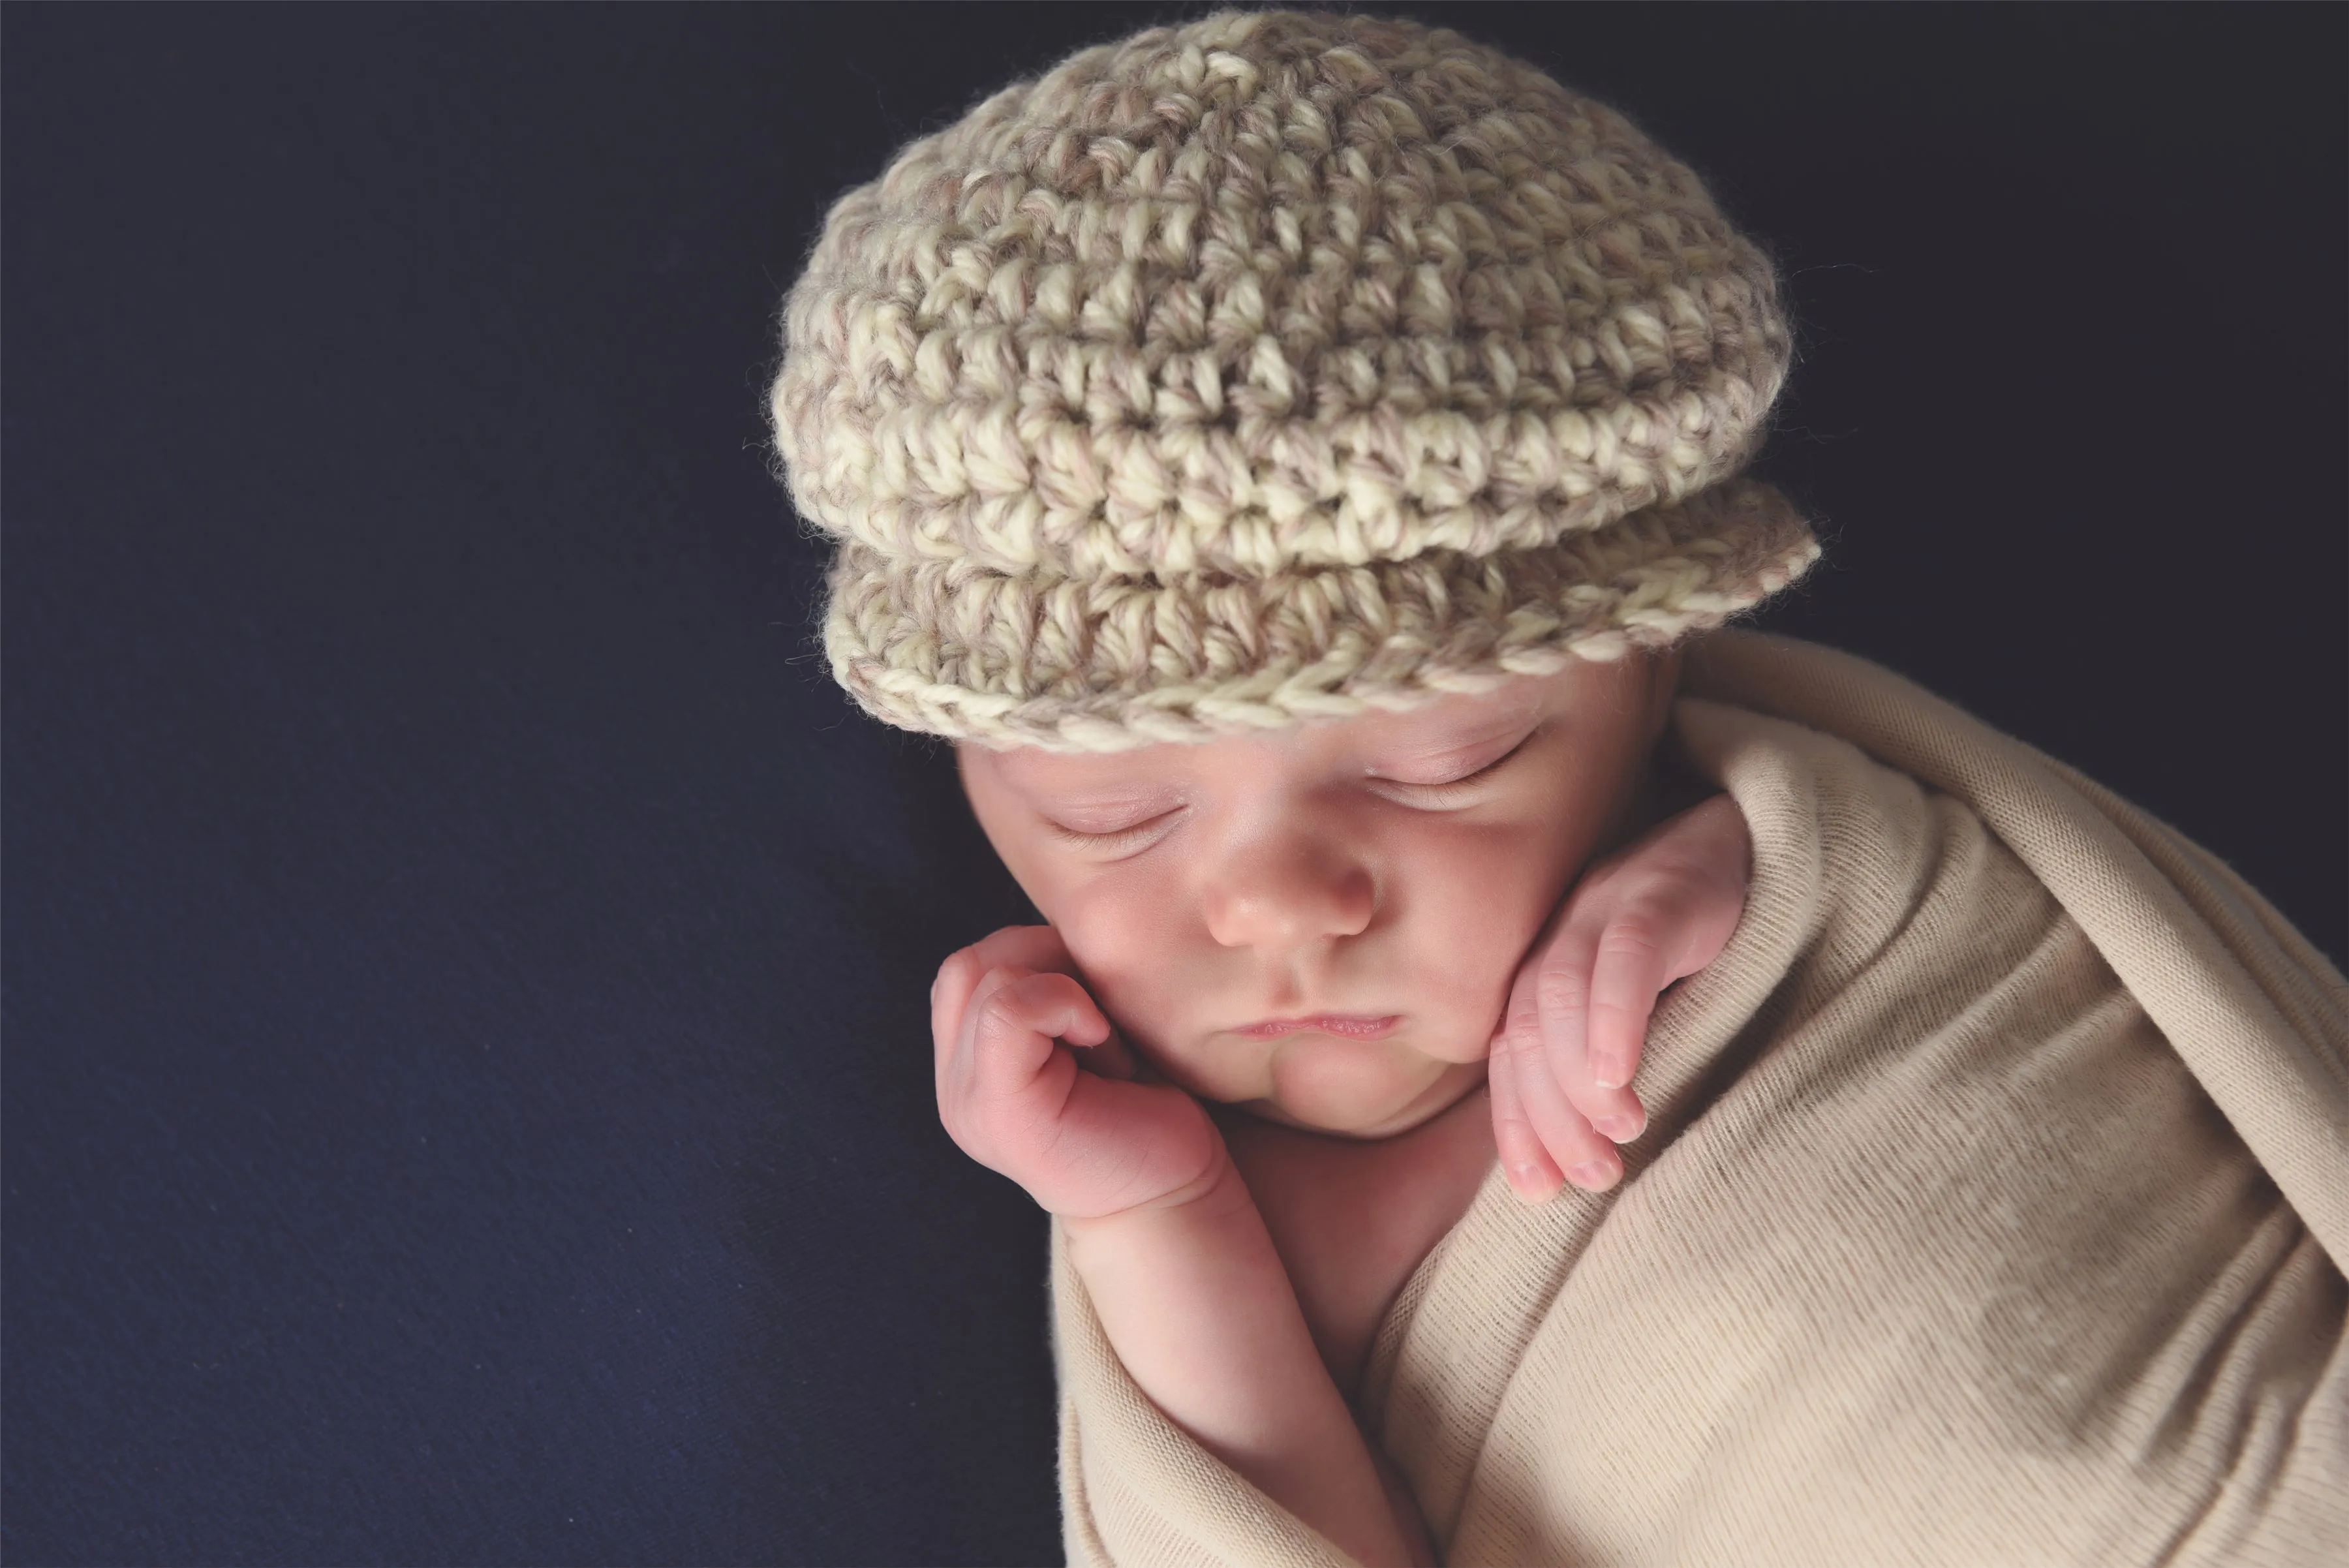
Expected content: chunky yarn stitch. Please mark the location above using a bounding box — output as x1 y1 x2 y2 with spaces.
772 7 1819 751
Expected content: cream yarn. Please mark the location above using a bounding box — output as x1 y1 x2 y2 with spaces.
771 7 1820 752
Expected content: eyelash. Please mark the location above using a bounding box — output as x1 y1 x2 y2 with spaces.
1044 732 1533 847
1377 733 1535 804
1043 809 1184 852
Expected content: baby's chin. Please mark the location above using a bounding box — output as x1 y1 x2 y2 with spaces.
1241 1038 1488 1140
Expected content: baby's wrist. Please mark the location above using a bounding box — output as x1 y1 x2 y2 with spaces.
1059 1145 1253 1240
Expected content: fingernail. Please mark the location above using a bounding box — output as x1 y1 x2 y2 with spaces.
1509 1163 1556 1201
1570 1160 1617 1190
1593 1114 1643 1143
1591 1054 1627 1089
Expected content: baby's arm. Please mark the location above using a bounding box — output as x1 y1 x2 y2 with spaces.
1489 792 1751 1201
932 927 1424 1568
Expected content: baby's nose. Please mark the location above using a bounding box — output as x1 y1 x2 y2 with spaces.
1199 838 1374 951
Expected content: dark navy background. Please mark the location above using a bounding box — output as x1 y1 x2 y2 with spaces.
5 5 2341 1564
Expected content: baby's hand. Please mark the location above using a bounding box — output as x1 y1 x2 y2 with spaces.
932 925 1223 1221
1489 792 1751 1203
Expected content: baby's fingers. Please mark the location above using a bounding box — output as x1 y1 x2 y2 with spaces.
1500 962 1621 1195
1488 1030 1562 1203
1585 911 1672 1095
967 968 1107 1080
1529 919 1646 1143
942 968 1101 1148
932 926 1079 1058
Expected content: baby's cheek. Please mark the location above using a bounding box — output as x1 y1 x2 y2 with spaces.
1045 899 1210 1058
1402 976 1514 1071
1392 846 1557 1034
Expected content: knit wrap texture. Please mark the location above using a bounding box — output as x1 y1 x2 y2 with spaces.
771 7 1820 751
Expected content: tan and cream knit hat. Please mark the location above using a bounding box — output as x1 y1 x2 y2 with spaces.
770 7 1819 752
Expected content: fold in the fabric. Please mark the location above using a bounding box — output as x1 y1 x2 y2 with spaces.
1053 631 2349 1567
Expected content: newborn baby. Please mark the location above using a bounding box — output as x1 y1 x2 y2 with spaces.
771 10 2347 1565
937 647 1746 1561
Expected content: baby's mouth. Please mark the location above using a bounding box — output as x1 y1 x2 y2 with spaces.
1231 1013 1402 1040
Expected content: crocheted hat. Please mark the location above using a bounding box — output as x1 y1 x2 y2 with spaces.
771 7 1818 752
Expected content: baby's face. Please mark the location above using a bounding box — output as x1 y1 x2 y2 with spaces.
957 652 1678 1139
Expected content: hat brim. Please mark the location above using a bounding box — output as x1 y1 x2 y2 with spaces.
821 478 1820 752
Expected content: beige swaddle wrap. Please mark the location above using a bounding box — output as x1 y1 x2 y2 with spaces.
1050 630 2349 1567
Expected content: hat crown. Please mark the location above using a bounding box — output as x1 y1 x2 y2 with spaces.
773 7 1791 585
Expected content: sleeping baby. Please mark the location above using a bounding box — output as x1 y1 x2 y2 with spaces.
771 10 2348 1565
942 647 1745 1563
